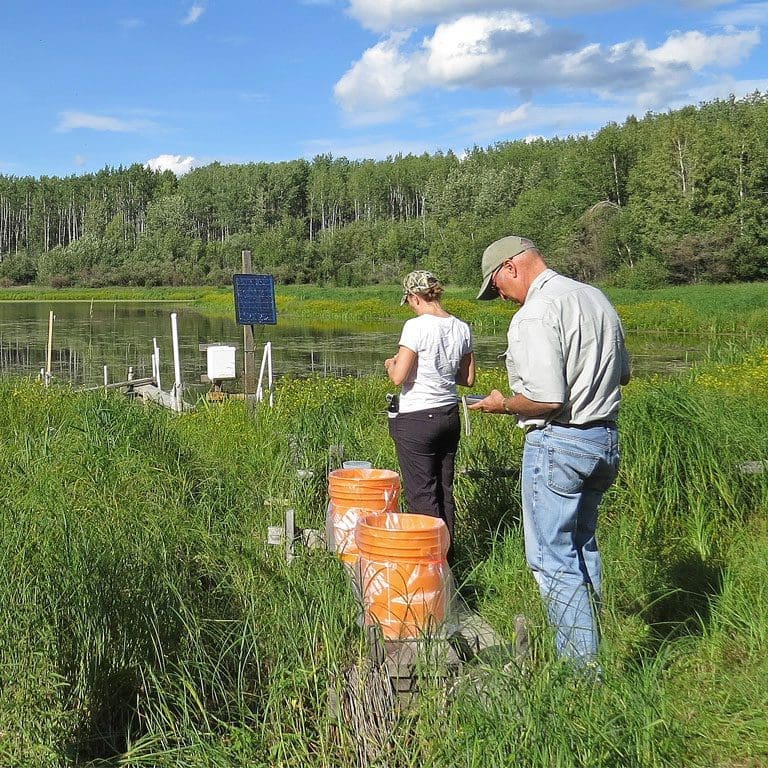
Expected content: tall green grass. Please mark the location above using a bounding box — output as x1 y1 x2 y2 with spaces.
0 355 767 765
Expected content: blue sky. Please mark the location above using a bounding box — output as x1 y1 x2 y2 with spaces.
1 0 767 178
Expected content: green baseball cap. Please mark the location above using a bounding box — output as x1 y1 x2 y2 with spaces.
476 235 535 300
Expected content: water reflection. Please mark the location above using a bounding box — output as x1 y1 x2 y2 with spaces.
0 301 702 394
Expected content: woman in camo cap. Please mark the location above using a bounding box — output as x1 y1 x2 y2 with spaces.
384 270 475 561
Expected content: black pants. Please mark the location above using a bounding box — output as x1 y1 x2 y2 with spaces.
388 403 460 553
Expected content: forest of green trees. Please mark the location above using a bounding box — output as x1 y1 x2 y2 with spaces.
1 93 766 290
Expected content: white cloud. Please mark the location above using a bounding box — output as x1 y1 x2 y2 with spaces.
334 13 548 112
74 154 87 167
334 10 761 120
334 31 418 110
145 154 198 175
713 2 768 26
56 111 156 133
496 102 532 126
626 28 760 109
423 12 538 84
182 3 206 25
650 28 759 70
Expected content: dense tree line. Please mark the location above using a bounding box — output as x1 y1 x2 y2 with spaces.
1 93 767 289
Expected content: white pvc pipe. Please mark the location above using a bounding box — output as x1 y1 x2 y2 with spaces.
153 338 161 391
46 310 54 384
255 355 263 401
170 312 182 411
252 343 275 406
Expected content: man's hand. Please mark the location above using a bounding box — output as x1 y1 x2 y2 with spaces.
468 388 507 413
468 390 562 419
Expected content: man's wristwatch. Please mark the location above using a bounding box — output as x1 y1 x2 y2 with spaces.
503 397 515 415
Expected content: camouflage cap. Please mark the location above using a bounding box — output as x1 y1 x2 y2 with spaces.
400 270 440 305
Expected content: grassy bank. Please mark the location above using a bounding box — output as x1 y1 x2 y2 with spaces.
1 345 767 765
4 281 768 336
0 283 768 339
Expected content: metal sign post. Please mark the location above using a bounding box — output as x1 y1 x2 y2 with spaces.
241 250 256 395
233 251 277 401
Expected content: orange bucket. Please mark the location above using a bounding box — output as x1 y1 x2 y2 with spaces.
327 468 400 566
355 512 450 639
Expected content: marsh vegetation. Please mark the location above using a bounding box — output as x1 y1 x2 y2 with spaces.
0 285 768 768
1 284 767 766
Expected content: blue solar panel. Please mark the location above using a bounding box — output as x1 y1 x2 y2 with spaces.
233 274 278 325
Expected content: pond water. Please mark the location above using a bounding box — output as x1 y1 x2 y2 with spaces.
0 301 705 397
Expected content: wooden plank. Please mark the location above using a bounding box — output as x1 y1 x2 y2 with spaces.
79 377 155 392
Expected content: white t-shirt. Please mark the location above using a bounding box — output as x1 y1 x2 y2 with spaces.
397 314 473 413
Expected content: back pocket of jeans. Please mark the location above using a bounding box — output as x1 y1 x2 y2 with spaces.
546 445 600 494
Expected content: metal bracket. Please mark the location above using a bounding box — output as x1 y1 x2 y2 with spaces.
267 507 325 564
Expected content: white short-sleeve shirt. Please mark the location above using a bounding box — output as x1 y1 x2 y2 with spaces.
398 314 473 413
506 270 630 426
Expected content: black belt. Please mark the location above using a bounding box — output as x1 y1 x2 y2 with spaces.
551 420 616 429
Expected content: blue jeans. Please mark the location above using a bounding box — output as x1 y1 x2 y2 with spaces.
522 423 619 664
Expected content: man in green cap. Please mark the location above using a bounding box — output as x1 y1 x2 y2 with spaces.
470 235 631 667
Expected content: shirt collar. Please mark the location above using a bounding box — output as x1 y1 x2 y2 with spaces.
525 268 558 302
